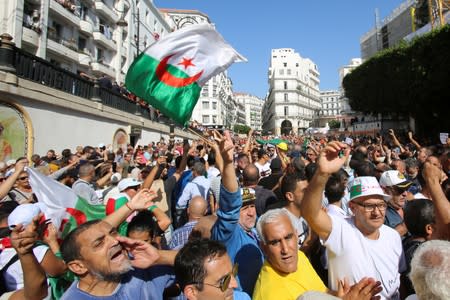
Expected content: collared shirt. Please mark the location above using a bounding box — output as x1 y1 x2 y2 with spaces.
327 204 349 219
176 175 210 209
169 220 198 250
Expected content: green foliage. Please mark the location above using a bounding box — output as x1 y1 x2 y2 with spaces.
343 25 450 137
328 120 341 129
233 124 251 134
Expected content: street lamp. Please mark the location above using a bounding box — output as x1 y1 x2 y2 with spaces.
116 0 142 56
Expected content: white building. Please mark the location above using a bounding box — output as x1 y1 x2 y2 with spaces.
2 0 171 84
262 48 321 135
317 90 341 127
160 8 236 129
234 93 263 130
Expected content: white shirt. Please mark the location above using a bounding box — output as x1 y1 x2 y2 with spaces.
325 215 405 300
327 204 349 219
254 161 271 178
0 245 48 291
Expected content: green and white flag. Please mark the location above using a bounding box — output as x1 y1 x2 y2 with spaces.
125 23 246 125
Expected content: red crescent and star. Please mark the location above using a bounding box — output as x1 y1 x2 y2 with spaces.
156 54 204 88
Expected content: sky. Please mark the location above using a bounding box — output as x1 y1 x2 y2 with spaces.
155 1 405 99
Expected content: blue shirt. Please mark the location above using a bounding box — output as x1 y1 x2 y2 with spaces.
61 266 175 300
169 220 198 250
211 185 264 296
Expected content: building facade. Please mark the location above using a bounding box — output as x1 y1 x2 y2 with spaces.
262 48 321 135
317 90 341 127
234 93 263 130
2 0 171 84
160 8 236 129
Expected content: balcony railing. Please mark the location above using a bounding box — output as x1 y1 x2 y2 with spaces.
7 45 154 120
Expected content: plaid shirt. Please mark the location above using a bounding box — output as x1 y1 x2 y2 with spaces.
169 220 198 250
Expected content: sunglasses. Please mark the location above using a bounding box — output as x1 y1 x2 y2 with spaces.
195 263 238 292
18 176 29 181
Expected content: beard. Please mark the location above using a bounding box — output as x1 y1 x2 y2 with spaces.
91 259 133 282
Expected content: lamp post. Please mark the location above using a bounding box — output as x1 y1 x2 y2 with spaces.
116 1 142 56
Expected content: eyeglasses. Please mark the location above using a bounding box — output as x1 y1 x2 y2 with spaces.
194 263 238 292
354 202 387 212
18 176 29 181
391 186 407 195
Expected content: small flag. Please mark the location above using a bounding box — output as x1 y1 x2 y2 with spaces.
125 23 246 125
27 168 105 237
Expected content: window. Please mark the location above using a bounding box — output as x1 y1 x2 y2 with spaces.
78 37 86 51
283 62 287 67
284 93 288 102
279 69 284 75
202 115 210 123
287 69 291 75
284 81 288 89
296 63 299 67
212 102 217 110
284 106 289 116
212 115 217 123
202 101 209 109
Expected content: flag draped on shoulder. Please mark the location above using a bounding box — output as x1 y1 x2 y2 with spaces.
27 168 105 237
125 23 246 126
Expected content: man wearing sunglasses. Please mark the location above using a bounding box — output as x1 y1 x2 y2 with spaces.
175 239 250 300
301 142 406 300
379 170 412 237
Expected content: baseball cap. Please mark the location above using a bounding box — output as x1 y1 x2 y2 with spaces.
7 203 43 230
379 170 412 189
277 142 288 151
110 172 122 184
349 176 391 202
241 187 256 206
118 178 141 192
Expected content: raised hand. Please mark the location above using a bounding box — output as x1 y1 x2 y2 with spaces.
116 236 160 269
316 141 350 175
129 188 157 211
338 277 382 300
213 130 234 164
10 215 41 255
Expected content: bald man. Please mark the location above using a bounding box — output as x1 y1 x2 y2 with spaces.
169 196 207 249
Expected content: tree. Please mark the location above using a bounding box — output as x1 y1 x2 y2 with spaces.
328 120 341 129
233 124 251 134
343 25 450 139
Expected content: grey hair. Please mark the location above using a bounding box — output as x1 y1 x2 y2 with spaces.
256 208 298 244
409 240 450 300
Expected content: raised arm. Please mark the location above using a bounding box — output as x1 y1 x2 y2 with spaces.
407 131 421 150
0 158 28 199
242 129 254 159
422 162 450 239
214 130 238 193
301 142 350 240
388 129 405 153
104 189 157 228
10 220 48 300
142 156 166 189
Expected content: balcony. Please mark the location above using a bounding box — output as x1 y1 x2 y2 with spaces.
22 27 40 47
93 31 116 51
49 0 80 27
91 62 115 78
11 47 152 120
47 34 79 63
79 20 94 36
94 1 119 24
78 52 92 67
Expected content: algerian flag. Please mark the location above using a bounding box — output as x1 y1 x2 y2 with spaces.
125 23 246 125
27 168 105 238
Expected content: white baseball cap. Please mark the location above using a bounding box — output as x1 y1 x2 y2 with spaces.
349 176 391 202
8 203 43 229
118 178 141 192
379 170 412 189
110 172 122 184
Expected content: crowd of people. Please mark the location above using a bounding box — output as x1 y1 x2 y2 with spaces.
0 128 449 300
